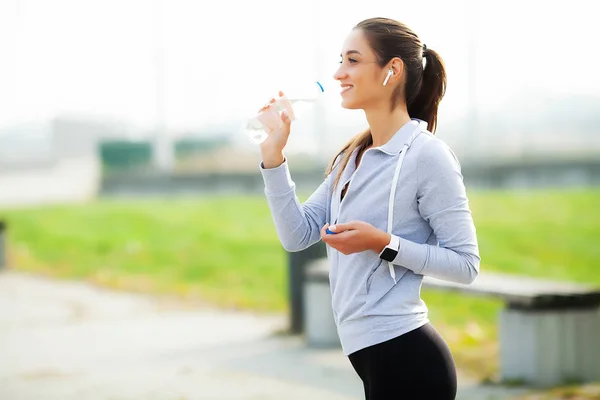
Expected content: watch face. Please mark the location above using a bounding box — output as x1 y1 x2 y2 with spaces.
380 247 397 262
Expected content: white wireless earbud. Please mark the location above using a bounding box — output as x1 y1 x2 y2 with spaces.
383 69 393 86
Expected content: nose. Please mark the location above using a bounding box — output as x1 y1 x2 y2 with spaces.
333 64 347 81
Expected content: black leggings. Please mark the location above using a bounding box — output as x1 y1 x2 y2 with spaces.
348 323 457 400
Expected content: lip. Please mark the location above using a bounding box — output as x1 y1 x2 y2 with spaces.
340 84 353 95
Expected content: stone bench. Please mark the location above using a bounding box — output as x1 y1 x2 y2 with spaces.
303 258 600 387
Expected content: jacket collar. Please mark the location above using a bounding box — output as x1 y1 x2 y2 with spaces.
335 118 428 180
375 119 427 155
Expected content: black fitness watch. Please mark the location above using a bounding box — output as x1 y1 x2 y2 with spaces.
379 234 400 262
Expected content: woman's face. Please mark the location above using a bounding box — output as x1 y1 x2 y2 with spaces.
333 29 390 111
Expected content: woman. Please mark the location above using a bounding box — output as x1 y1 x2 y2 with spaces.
258 17 480 400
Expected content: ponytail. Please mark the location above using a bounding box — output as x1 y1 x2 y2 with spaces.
406 47 447 134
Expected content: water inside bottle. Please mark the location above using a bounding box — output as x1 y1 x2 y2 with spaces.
243 82 324 144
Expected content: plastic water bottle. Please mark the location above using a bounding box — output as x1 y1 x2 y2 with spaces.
244 81 325 144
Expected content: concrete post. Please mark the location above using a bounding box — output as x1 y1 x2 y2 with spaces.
304 259 340 348
499 307 600 386
287 241 327 334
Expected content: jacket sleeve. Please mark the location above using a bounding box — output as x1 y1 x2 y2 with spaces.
260 159 333 252
391 139 480 284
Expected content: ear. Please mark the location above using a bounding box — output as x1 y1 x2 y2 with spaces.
388 57 404 84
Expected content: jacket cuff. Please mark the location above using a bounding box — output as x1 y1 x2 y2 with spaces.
393 237 427 274
259 158 295 196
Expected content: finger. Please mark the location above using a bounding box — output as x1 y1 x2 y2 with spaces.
258 98 277 114
256 106 281 132
328 222 354 233
281 109 291 128
278 95 295 121
324 230 347 246
320 223 330 239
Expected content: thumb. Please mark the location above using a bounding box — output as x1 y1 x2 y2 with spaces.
281 109 292 128
328 222 355 233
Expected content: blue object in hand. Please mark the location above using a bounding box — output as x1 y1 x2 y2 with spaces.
326 228 337 234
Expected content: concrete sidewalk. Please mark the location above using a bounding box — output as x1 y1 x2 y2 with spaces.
0 271 529 400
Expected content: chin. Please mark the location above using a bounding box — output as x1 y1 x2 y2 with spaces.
340 98 361 110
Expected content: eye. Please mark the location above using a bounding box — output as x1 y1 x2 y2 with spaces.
338 58 358 64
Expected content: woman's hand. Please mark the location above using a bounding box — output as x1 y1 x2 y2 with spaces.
320 221 391 255
259 92 292 169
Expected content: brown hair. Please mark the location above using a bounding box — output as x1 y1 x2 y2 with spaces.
326 17 447 190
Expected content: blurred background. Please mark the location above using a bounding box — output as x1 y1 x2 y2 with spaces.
0 0 599 399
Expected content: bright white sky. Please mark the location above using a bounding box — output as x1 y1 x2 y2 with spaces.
1 0 599 135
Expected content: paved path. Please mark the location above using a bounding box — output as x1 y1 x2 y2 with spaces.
0 270 530 400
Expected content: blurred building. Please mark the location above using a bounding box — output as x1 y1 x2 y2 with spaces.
0 116 131 207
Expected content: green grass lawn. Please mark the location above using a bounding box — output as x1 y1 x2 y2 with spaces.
2 196 287 310
1 188 599 385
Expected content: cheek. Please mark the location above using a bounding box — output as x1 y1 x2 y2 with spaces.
356 77 379 99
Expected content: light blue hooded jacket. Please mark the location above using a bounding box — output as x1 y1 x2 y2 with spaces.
260 119 480 356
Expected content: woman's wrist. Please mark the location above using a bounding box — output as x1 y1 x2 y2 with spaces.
261 148 285 169
373 231 392 254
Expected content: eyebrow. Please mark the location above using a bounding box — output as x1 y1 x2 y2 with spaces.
341 50 362 57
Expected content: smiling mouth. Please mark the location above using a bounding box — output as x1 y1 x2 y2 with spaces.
341 85 353 94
